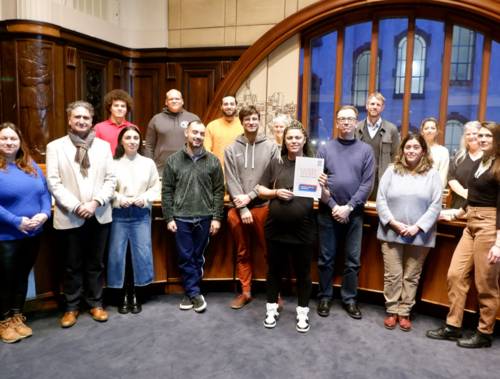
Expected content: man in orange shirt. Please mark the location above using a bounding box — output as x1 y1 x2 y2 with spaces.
204 96 243 167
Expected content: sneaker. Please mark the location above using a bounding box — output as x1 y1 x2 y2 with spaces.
10 314 32 338
296 306 310 333
263 303 279 328
192 295 207 313
0 318 23 344
179 296 194 310
230 293 252 309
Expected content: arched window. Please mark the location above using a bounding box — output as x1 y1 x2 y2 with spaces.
444 119 464 156
395 34 426 95
353 50 380 107
450 26 475 83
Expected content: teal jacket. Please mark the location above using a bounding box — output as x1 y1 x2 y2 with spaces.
161 146 224 222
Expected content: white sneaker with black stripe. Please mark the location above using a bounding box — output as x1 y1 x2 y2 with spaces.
263 303 279 328
296 306 310 333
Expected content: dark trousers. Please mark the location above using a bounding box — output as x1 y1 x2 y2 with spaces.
0 236 40 319
61 217 110 311
266 240 313 307
174 217 211 298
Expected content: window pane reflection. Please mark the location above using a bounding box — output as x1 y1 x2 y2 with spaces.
378 18 408 130
309 31 337 145
342 21 372 118
409 19 445 132
447 26 483 125
486 40 500 120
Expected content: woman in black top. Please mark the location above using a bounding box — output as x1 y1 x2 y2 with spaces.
447 121 483 209
257 121 316 333
427 122 500 348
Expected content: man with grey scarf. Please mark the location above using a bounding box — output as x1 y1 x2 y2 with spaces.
46 100 116 328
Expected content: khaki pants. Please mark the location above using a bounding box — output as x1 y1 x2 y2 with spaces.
381 241 430 316
446 207 499 334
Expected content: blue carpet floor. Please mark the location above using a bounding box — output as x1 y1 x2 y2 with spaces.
1 292 499 379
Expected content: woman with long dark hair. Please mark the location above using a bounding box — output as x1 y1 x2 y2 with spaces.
0 122 51 343
376 133 442 331
427 122 500 348
257 120 316 333
107 126 160 314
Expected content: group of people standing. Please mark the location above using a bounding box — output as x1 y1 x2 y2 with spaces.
0 88 498 347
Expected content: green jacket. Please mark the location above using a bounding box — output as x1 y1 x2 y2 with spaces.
161 146 224 222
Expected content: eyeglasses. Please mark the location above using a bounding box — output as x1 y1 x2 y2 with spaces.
337 117 357 123
478 133 493 138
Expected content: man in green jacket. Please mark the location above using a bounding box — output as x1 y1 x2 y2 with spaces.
161 120 224 313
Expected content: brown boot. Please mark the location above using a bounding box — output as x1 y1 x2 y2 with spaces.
0 318 23 344
10 314 32 338
60 311 79 328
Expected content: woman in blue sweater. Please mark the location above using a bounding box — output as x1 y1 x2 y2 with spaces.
0 123 51 344
376 133 442 331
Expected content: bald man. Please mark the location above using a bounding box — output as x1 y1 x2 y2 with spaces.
145 89 200 172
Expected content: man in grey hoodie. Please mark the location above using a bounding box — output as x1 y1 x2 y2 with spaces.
144 89 200 172
224 105 279 309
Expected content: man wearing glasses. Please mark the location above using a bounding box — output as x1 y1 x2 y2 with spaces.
356 92 399 200
317 105 375 319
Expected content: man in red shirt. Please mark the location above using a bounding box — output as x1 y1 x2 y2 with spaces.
94 89 135 154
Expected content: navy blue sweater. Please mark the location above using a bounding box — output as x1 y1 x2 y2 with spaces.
0 162 51 240
317 138 375 211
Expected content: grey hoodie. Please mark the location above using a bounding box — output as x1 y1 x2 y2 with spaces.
224 133 279 215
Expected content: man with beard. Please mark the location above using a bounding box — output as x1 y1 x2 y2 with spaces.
356 92 399 200
162 121 224 313
145 89 200 172
204 95 243 167
46 101 116 328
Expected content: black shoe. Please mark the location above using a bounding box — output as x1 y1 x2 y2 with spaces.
426 325 462 341
317 299 331 317
457 331 492 348
129 290 142 314
117 292 130 314
343 302 362 319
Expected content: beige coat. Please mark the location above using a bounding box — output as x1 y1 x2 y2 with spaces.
46 135 116 230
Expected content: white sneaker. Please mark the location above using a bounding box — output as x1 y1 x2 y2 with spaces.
296 306 310 333
263 303 279 328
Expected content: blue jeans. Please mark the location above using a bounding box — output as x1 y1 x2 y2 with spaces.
174 217 211 298
107 207 154 288
317 210 363 304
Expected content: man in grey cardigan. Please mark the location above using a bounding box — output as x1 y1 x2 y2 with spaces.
356 92 399 200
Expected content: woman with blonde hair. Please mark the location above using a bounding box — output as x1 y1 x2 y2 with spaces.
447 121 483 209
420 117 450 188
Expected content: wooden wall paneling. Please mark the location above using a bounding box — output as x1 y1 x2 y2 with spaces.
79 51 108 123
300 37 311 128
181 63 217 118
52 45 67 140
16 39 56 161
64 46 79 122
108 58 123 90
126 64 161 132
0 41 18 126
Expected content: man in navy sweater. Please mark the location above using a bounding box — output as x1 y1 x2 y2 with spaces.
317 105 375 319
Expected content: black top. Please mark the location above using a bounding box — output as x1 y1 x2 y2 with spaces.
259 156 316 244
466 159 500 228
448 153 481 209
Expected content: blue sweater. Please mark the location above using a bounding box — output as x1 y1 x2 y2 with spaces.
0 162 52 240
317 138 375 210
